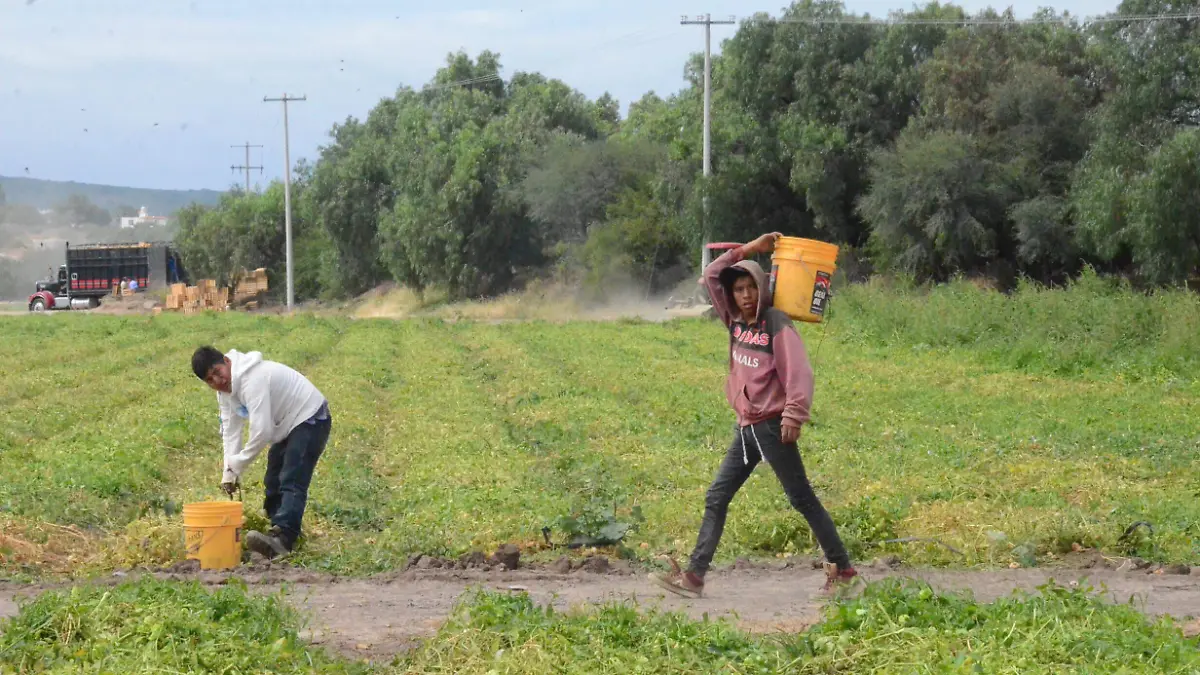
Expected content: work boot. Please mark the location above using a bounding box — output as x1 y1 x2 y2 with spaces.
246 527 291 560
649 557 704 598
821 561 860 594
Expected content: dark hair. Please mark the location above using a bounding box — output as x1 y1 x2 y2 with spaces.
719 266 752 294
192 346 225 380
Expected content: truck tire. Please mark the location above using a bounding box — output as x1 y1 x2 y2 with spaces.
30 298 46 312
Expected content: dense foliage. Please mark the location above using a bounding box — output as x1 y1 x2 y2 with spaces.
169 0 1200 302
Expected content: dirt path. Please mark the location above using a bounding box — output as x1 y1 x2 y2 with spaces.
2 562 1199 662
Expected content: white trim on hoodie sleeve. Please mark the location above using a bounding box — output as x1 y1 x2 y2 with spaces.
219 392 244 483
224 371 275 480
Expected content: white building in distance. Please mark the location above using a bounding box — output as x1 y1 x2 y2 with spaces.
120 206 169 229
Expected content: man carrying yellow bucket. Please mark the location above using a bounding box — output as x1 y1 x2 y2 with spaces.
192 346 331 560
651 232 857 598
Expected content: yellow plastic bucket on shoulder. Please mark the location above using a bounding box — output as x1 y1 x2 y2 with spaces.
768 236 840 323
182 501 243 570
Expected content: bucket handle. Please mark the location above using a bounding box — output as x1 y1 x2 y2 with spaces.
793 256 830 295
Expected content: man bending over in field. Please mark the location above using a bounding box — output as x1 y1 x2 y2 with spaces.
651 232 857 597
192 346 331 560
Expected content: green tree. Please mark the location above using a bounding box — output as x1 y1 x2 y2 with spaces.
369 51 608 298
521 136 664 247
307 110 396 298
858 130 1006 278
175 180 320 298
859 9 1095 282
1071 0 1200 276
1125 129 1200 284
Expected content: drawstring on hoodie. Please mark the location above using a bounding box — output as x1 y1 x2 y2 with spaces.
739 424 768 466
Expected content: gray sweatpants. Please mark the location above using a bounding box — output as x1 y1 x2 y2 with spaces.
688 416 851 575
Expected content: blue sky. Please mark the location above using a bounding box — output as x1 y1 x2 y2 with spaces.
1 0 1117 194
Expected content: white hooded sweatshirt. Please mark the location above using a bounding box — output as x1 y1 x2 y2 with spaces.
218 349 326 482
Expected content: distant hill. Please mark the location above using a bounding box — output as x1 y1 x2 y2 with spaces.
0 176 223 215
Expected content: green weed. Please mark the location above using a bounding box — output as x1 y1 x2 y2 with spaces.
799 578 1200 673
0 578 366 674
397 582 1200 674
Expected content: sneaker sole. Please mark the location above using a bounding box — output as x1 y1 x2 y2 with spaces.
648 573 702 598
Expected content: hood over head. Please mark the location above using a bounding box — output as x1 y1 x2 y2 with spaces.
718 258 771 320
226 349 263 391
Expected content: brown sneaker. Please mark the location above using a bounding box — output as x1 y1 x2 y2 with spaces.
821 561 859 594
649 557 704 598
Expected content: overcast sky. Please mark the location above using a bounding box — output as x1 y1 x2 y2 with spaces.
1 0 1118 194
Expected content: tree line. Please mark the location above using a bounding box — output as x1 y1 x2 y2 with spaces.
174 0 1200 303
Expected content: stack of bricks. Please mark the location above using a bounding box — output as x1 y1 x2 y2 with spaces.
164 280 229 313
234 267 268 299
165 283 187 310
233 268 269 308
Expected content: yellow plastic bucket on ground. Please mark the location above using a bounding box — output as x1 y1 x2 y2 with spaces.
768 236 840 323
182 501 243 570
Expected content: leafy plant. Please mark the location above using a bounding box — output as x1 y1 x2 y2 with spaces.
0 579 366 674
549 498 645 548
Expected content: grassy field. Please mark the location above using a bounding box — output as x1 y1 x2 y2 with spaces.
2 275 1200 672
2 578 1197 673
1 273 1199 578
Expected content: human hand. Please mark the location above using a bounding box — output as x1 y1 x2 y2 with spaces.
742 232 782 257
781 421 802 444
220 479 239 497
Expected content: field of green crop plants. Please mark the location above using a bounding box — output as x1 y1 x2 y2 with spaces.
2 274 1200 672
3 577 1197 673
1 271 1199 577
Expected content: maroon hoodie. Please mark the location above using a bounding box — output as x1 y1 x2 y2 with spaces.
703 247 815 429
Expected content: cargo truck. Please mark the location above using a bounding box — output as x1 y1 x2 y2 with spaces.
27 242 188 312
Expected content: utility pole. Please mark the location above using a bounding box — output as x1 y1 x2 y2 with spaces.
263 93 306 311
229 142 263 193
681 14 735 270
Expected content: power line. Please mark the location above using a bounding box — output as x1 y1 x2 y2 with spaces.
230 141 263 193
422 73 503 91
263 93 306 311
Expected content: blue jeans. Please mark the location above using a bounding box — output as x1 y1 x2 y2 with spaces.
263 417 330 548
